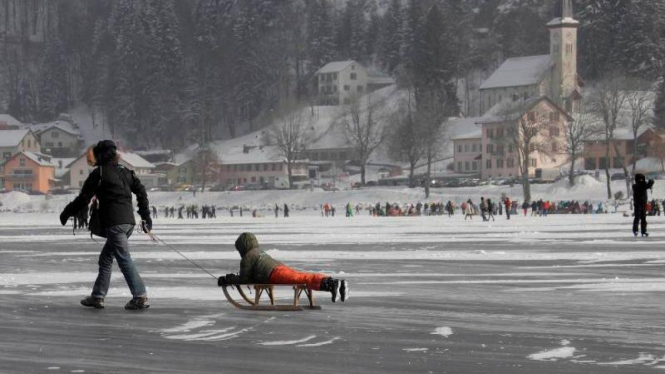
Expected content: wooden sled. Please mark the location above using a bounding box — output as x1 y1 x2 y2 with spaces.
221 284 322 311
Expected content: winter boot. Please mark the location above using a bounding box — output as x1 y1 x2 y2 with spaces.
124 297 150 310
81 296 104 309
320 278 340 303
642 232 649 237
339 280 349 302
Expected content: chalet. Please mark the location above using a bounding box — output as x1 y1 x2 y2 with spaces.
0 129 41 162
315 60 369 106
2 151 55 194
31 120 84 158
67 151 157 189
218 145 308 189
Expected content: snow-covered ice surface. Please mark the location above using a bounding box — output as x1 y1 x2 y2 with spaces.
1 211 665 373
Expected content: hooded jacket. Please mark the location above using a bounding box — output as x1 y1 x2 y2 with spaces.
235 233 283 284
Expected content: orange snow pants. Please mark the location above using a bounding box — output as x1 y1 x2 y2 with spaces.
268 265 327 290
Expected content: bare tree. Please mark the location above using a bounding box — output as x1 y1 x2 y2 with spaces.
418 94 449 199
496 98 551 203
193 146 219 191
338 93 388 185
625 80 655 176
388 90 424 187
563 100 596 186
265 101 312 188
588 75 628 198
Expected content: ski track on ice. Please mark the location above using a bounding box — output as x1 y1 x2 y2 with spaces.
297 337 341 347
431 327 453 337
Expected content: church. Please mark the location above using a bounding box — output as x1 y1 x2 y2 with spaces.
452 0 581 180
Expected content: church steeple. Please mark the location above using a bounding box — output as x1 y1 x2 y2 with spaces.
547 0 579 111
562 0 573 18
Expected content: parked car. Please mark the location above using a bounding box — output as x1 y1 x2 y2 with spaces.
209 184 227 192
610 173 627 181
229 185 246 192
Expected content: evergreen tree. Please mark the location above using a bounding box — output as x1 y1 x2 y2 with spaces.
615 0 665 79
380 0 403 72
37 36 70 121
307 0 335 73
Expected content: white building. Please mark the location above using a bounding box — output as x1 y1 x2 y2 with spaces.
67 151 156 189
315 60 369 106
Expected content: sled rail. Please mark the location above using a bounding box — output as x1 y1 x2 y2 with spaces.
221 284 322 311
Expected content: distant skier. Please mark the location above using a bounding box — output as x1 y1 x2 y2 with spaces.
283 203 289 218
274 204 279 218
633 174 655 237
219 233 348 302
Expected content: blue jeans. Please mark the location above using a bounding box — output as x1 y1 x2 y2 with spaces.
91 224 147 299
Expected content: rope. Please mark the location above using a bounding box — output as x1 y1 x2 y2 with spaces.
144 229 218 280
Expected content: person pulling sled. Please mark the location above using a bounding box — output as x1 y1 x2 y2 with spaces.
633 173 655 237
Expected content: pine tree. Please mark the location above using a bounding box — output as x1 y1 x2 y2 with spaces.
37 36 70 121
307 0 335 74
615 0 665 79
380 0 403 72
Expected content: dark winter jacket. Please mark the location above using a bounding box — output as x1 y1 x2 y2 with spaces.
62 164 150 228
633 174 654 208
235 232 283 284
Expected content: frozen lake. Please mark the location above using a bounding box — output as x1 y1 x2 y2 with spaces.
1 212 665 373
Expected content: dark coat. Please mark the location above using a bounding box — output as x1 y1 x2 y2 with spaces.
633 177 654 207
236 233 282 284
63 164 150 227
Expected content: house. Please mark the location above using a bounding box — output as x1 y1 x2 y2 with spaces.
155 159 197 186
0 114 22 129
67 150 157 189
582 127 656 171
478 0 581 114
476 96 573 179
2 151 55 194
218 145 308 188
0 129 41 162
315 60 369 106
452 128 483 175
30 120 84 158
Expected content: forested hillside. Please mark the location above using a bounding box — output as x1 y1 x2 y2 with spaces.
0 0 663 150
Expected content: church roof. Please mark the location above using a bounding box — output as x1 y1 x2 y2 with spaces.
480 55 553 90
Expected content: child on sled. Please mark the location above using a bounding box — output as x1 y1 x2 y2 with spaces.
218 232 348 302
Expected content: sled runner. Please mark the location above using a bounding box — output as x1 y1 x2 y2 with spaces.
220 283 322 311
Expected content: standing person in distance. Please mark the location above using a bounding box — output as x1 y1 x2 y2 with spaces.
633 173 655 237
59 140 152 310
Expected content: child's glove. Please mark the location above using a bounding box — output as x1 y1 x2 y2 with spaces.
225 273 239 284
217 276 227 287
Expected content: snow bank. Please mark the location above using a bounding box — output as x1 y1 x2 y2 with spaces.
0 191 32 211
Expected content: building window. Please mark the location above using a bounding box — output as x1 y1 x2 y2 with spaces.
251 177 256 183
79 169 83 175
486 159 492 169
19 158 25 167
457 145 462 153
472 144 478 153
263 164 268 171
551 142 558 152
530 158 537 167
508 144 514 153
487 144 494 153
357 86 364 93
457 161 462 171
550 127 560 136
254 164 259 171
507 158 514 168
487 128 494 138
497 159 504 168
496 128 504 138
566 44 573 55
549 112 560 122
464 144 469 152
52 132 59 138
344 98 351 105
472 161 478 171
279 164 283 171
344 85 350 91
465 161 470 171
3 152 11 159
350 73 357 80
333 73 337 80
585 158 597 170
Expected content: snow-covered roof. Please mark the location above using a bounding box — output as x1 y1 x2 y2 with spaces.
546 17 579 27
636 157 665 173
476 96 572 124
20 151 55 167
29 121 81 137
51 157 76 178
585 126 652 141
0 114 21 127
0 129 31 147
220 145 289 165
448 117 483 140
316 60 357 74
118 151 155 169
480 55 553 90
